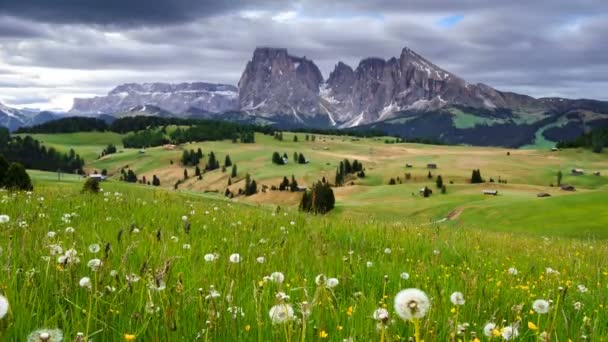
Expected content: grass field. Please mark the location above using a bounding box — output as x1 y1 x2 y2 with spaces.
0 181 607 341
21 131 608 239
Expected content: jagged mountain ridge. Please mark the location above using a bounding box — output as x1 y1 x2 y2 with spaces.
71 82 239 115
0 101 60 131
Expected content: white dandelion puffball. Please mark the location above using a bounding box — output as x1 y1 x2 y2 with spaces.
372 308 389 321
268 304 294 324
508 267 518 276
79 277 92 289
502 325 519 340
326 278 339 288
450 292 465 306
204 253 217 262
577 284 588 293
483 322 496 337
87 258 102 272
400 272 410 280
270 272 285 284
182 244 191 250
384 248 392 254
0 295 8 319
229 253 241 263
64 227 75 234
0 215 9 224
394 288 431 321
256 256 265 264
26 328 64 342
366 261 373 268
181 215 188 222
532 299 550 314
47 231 56 238
88 244 100 254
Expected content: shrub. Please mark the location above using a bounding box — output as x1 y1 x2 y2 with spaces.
300 181 335 214
3 162 33 191
82 178 101 193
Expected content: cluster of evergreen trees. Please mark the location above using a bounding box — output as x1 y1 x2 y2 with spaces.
100 144 117 158
120 168 138 183
556 126 608 153
181 148 204 166
243 174 257 196
335 159 364 186
15 117 108 134
470 169 484 184
278 175 300 191
0 129 84 174
205 152 220 171
170 123 255 145
299 180 335 214
122 129 168 148
272 152 288 165
0 155 33 191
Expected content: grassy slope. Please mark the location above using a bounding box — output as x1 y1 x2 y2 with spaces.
20 130 608 239
0 180 606 340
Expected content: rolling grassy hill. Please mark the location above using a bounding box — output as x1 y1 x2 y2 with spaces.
19 130 608 239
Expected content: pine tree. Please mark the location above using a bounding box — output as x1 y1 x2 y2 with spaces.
197 148 203 159
224 155 232 167
290 175 299 192
557 170 562 186
293 135 298 142
231 164 237 178
272 152 284 165
152 175 160 186
195 166 201 177
279 176 290 191
436 175 443 188
184 168 188 180
181 150 190 166
427 171 433 179
298 153 306 164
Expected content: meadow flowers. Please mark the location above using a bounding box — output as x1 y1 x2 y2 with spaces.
326 278 339 288
229 253 241 263
269 304 294 324
501 325 519 340
26 328 64 342
79 277 92 289
87 258 102 271
394 288 430 320
0 294 8 319
450 292 465 305
269 272 285 284
483 322 497 337
508 267 518 275
372 308 389 322
400 272 410 280
532 299 550 314
204 253 217 262
0 214 9 224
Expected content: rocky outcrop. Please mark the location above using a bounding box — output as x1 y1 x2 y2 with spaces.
238 48 327 124
71 82 238 115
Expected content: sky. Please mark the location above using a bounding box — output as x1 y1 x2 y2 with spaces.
1 0 607 111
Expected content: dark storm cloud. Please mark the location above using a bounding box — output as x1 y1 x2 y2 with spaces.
1 0 608 109
0 0 285 26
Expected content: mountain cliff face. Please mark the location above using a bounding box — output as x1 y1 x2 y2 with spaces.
71 82 239 115
0 102 59 131
238 48 327 125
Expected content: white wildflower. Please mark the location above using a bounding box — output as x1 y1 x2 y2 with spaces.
483 322 496 337
502 325 519 340
229 253 241 263
79 277 91 289
269 304 294 324
0 295 8 319
394 288 430 321
532 299 550 314
326 278 339 288
450 292 465 306
400 272 410 280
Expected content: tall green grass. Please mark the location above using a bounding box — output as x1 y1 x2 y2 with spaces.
0 182 606 340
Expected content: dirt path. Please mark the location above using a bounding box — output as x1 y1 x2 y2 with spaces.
447 207 465 220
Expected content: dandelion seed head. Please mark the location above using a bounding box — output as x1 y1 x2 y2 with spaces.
268 304 294 324
532 299 550 314
79 277 91 289
483 323 496 337
394 288 430 321
450 291 465 306
326 278 339 288
0 295 8 319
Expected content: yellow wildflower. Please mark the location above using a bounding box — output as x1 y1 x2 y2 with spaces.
528 321 538 330
124 334 136 341
319 330 328 339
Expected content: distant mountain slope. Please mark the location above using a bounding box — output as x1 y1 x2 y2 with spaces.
71 82 239 115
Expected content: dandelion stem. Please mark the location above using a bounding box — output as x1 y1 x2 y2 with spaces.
413 319 421 342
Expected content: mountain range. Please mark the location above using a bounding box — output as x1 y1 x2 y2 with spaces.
3 46 608 147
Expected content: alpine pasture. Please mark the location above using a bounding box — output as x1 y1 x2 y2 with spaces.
1 130 607 341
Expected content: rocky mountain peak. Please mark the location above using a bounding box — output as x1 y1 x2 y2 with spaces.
238 47 326 123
